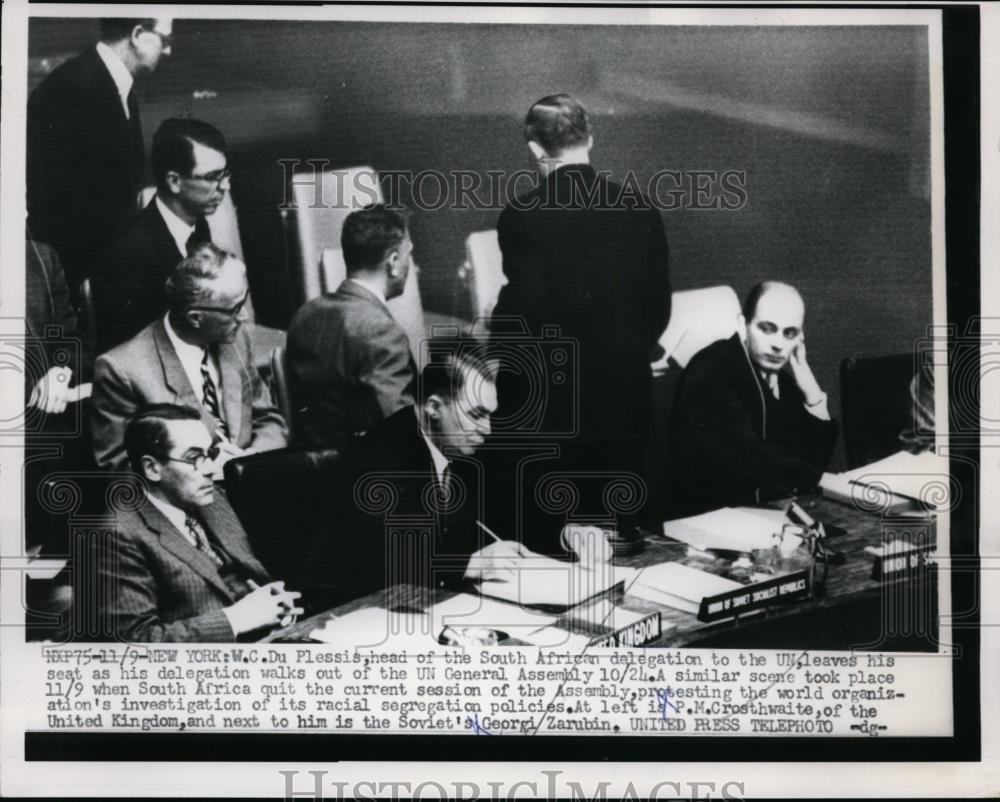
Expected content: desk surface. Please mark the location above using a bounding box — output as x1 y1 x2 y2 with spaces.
277 494 938 649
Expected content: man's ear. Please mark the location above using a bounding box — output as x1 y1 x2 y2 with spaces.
527 140 548 163
185 309 204 330
164 171 183 197
585 133 594 151
140 454 162 483
424 395 443 421
129 24 146 47
385 248 402 279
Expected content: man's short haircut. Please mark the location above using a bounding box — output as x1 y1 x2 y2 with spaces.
124 403 202 474
742 280 802 321
418 342 496 406
99 18 158 42
341 205 407 274
523 94 591 155
165 242 242 314
152 118 227 189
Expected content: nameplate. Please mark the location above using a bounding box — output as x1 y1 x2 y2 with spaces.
589 612 662 648
871 544 936 581
697 570 811 623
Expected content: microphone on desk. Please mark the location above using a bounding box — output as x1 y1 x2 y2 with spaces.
786 502 846 565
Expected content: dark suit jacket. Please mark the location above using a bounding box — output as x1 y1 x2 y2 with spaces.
26 239 92 385
91 319 288 471
308 407 487 603
27 48 145 288
93 200 189 353
491 164 671 445
286 280 416 448
667 334 840 517
96 493 271 642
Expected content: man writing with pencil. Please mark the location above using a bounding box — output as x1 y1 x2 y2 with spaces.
306 344 529 605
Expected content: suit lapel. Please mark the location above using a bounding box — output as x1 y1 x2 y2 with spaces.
152 320 219 437
201 494 268 580
217 342 246 444
136 500 235 600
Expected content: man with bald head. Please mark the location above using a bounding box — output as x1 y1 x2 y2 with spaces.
666 281 838 517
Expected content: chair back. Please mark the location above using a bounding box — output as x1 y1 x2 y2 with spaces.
287 165 382 304
224 447 340 587
269 345 294 442
77 278 98 355
464 229 506 330
321 248 428 368
651 285 740 373
840 353 916 469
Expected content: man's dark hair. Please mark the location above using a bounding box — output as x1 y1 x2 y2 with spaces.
418 342 496 406
524 94 591 155
124 403 202 474
742 280 801 320
152 118 227 190
165 242 242 315
341 205 407 274
99 18 159 42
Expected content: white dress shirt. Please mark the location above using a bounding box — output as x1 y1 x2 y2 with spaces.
156 195 196 257
95 42 134 120
162 313 221 412
420 431 450 487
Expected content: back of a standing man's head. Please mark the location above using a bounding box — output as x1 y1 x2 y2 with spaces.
523 94 591 156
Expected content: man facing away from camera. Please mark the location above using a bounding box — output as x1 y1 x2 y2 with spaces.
667 281 839 518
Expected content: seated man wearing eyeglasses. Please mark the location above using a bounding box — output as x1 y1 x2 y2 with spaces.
92 118 233 352
94 403 302 642
91 243 287 473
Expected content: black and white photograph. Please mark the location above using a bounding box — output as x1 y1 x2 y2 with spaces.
0 1 994 798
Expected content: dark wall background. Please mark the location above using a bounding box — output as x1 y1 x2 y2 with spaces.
27 19 933 470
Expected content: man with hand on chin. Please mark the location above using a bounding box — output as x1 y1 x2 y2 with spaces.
667 281 839 518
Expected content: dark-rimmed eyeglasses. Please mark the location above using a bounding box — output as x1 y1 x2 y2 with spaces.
190 292 249 318
186 167 231 187
164 445 220 471
144 28 174 49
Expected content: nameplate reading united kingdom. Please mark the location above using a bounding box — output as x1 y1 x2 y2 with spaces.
589 612 663 648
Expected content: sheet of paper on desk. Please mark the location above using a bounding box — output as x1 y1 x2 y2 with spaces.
309 607 435 647
627 562 743 614
474 562 623 609
662 506 788 552
830 450 950 508
428 593 558 631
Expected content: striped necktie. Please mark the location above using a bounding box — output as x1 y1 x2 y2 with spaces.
200 347 228 437
185 514 224 566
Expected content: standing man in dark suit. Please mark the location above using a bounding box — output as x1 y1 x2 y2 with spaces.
490 94 671 544
286 205 417 448
667 282 839 518
94 118 230 351
307 346 524 605
27 17 174 290
93 404 302 642
90 244 287 473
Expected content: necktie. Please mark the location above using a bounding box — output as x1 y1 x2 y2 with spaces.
186 217 211 253
185 514 224 566
201 347 228 437
440 464 453 501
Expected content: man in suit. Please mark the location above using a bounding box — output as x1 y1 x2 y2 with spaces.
93 404 302 642
93 118 231 352
490 93 671 544
667 282 839 518
27 17 173 291
286 205 417 448
90 243 287 473
307 346 524 604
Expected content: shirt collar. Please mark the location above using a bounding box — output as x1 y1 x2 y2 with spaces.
146 491 191 537
155 195 197 257
95 42 134 105
419 430 450 484
163 312 207 367
347 276 388 307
